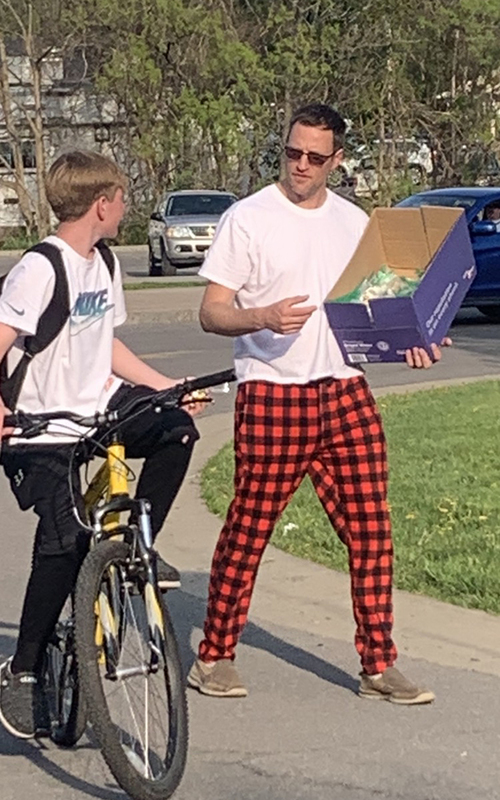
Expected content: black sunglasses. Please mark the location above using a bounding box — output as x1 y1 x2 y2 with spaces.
284 145 336 167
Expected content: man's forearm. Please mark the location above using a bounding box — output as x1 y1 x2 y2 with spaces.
112 338 178 390
199 301 265 336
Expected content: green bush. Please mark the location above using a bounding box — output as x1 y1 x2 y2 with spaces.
0 231 39 251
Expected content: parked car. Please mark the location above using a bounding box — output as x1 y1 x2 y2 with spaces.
148 189 238 275
397 187 500 319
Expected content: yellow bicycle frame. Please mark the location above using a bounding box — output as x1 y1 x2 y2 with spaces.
84 438 130 652
84 440 129 530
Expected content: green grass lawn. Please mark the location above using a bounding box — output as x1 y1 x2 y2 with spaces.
123 281 203 290
201 380 500 613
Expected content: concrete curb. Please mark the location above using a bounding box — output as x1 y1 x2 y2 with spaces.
372 372 500 395
123 284 205 326
125 308 201 326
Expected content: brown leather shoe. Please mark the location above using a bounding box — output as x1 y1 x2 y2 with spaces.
359 666 435 705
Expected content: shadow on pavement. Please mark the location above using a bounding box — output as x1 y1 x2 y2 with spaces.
0 628 17 663
168 573 358 694
0 730 125 799
0 569 357 798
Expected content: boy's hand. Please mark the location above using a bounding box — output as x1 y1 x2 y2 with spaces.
181 377 212 416
405 337 452 369
182 389 211 416
148 374 210 416
0 400 14 438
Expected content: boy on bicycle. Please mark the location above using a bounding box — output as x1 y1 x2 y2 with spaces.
0 150 200 739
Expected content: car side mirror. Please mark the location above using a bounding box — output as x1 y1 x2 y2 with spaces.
470 220 497 235
150 211 164 222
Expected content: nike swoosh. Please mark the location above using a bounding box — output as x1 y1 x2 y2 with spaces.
5 302 25 316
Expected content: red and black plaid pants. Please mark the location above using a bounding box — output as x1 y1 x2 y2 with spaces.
198 375 397 674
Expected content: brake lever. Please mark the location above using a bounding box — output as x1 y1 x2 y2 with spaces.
3 411 49 438
15 422 50 439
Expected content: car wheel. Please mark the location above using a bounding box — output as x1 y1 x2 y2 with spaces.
148 244 162 276
476 305 500 321
160 242 176 276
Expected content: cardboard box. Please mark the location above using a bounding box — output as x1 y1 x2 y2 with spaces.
324 206 476 364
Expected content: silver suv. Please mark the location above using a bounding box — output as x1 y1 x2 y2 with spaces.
148 189 238 275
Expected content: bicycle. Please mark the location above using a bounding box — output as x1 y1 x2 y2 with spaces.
4 368 235 800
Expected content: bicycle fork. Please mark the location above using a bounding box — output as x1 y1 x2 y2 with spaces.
91 494 167 681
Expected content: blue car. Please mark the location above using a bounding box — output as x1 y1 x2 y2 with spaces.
397 188 500 320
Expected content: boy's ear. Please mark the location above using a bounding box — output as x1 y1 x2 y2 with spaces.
95 195 107 221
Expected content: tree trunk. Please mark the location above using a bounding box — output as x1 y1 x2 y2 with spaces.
0 33 36 233
279 85 293 181
450 27 460 173
25 26 51 237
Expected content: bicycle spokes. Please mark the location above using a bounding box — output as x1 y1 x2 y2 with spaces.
95 564 173 781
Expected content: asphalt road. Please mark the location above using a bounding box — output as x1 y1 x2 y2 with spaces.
0 249 499 800
0 246 203 283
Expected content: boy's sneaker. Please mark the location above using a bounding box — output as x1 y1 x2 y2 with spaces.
155 554 181 590
359 666 435 705
0 658 51 738
187 658 248 697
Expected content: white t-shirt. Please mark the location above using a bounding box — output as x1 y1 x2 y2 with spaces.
0 235 127 444
199 184 368 384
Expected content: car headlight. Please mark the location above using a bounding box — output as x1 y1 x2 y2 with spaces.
166 226 192 238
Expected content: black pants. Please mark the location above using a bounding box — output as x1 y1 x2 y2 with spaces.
2 384 199 674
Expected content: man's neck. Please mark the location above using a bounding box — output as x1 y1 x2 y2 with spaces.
277 180 328 209
53 221 101 259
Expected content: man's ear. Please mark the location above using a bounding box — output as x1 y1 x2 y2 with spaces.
330 148 344 172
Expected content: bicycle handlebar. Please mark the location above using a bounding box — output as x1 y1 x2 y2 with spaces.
3 368 236 437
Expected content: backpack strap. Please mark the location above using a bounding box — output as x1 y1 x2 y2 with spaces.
24 242 70 356
0 242 69 409
95 240 115 280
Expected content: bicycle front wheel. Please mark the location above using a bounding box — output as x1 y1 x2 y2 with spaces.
74 539 188 800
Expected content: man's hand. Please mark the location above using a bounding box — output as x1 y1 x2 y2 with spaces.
405 337 452 369
261 295 317 334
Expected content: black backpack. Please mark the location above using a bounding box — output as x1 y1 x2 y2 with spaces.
0 239 115 409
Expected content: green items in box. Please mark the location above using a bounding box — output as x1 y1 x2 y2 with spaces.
335 265 422 305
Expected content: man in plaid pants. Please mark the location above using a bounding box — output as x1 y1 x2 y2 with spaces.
188 103 441 704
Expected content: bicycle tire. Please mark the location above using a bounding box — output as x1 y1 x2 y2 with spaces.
45 598 87 747
74 539 188 800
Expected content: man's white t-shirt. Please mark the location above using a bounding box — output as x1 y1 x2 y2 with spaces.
0 235 127 443
199 184 368 384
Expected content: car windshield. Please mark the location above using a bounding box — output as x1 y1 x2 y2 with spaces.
399 194 477 210
167 194 235 217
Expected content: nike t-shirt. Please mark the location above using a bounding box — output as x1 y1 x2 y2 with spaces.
0 235 127 443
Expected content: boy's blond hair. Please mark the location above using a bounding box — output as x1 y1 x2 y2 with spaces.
46 150 128 222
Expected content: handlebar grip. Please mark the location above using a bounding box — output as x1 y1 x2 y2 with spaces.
182 368 236 393
3 414 18 428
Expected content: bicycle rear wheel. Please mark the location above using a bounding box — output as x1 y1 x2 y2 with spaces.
44 597 87 747
75 539 188 800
